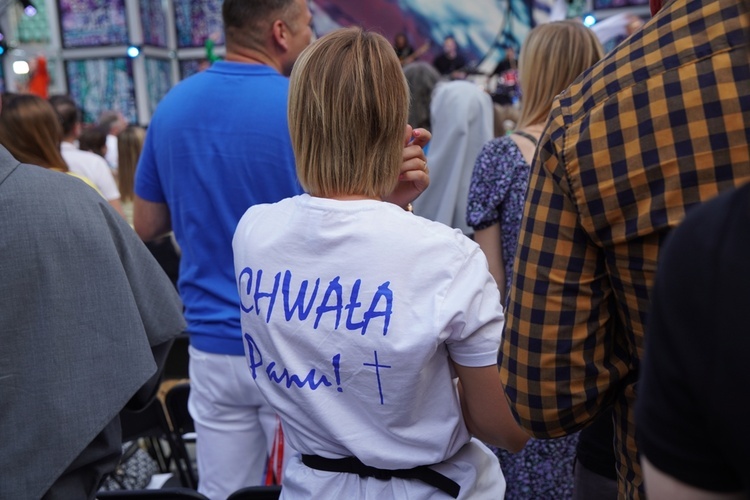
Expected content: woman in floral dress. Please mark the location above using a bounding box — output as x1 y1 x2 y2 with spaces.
467 21 603 499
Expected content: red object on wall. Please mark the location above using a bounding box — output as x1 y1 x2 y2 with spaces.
28 56 50 99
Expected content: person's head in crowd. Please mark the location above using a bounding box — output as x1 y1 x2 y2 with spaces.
78 124 109 158
442 35 458 58
393 32 414 59
493 104 520 137
516 20 603 129
222 0 314 76
403 61 441 132
117 125 146 203
289 27 408 200
394 32 410 50
49 94 82 142
0 93 68 172
98 110 127 137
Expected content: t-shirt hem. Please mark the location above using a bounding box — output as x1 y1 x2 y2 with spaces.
449 349 499 368
190 333 245 356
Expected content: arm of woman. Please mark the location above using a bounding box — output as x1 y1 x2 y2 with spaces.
454 362 529 452
473 223 506 300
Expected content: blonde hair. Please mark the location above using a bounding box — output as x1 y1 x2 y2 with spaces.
516 20 603 129
289 27 409 199
117 125 146 202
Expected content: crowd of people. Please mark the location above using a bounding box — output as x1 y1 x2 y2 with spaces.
1 0 749 498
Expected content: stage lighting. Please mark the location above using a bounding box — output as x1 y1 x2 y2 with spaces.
20 0 37 17
583 14 597 27
127 45 141 58
13 60 29 74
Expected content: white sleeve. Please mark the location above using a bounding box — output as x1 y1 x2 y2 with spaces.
440 247 504 367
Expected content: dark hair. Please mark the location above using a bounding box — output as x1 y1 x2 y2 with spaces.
49 94 81 137
78 125 108 157
2 92 18 111
222 0 300 50
394 32 408 46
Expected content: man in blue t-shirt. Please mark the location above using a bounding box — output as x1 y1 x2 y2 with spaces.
134 1 430 497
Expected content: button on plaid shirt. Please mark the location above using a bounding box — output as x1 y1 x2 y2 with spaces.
499 0 750 497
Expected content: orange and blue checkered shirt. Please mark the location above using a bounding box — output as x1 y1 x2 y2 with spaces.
499 0 750 497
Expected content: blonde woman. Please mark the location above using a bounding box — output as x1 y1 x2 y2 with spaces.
117 124 146 226
466 20 604 499
233 27 528 499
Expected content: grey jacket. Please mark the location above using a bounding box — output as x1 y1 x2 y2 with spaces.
0 145 186 499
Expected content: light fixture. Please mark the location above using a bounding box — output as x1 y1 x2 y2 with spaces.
127 45 141 58
13 60 29 74
20 0 37 17
583 14 597 27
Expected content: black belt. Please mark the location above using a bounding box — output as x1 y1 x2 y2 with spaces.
301 454 460 498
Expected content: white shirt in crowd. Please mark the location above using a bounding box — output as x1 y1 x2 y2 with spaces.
233 194 507 499
61 142 120 202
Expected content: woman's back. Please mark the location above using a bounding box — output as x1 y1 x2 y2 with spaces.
233 26 526 499
234 194 506 498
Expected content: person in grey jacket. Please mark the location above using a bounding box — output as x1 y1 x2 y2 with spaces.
0 141 185 499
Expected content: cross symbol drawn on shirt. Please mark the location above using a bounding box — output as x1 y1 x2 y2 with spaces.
363 350 391 405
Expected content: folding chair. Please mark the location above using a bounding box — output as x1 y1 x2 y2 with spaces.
226 485 282 500
97 487 209 499
119 398 193 489
164 382 198 489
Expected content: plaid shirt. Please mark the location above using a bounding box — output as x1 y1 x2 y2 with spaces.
499 0 750 497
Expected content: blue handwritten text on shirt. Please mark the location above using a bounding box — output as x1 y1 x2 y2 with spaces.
237 268 393 336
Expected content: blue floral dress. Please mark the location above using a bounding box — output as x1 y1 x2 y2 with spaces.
467 134 579 500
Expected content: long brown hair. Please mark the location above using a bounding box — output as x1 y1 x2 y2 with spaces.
0 94 69 171
117 125 146 202
516 21 603 129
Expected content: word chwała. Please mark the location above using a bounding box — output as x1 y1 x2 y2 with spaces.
238 268 394 403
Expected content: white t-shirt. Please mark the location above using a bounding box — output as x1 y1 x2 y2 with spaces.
61 142 120 202
233 194 506 499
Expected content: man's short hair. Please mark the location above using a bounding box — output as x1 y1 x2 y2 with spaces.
222 0 301 51
49 94 80 137
289 27 409 199
97 110 120 132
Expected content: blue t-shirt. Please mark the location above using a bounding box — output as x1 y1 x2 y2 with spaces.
136 61 302 355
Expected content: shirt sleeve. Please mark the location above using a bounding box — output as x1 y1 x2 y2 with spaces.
466 137 518 231
499 104 623 438
441 246 504 367
134 124 165 203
